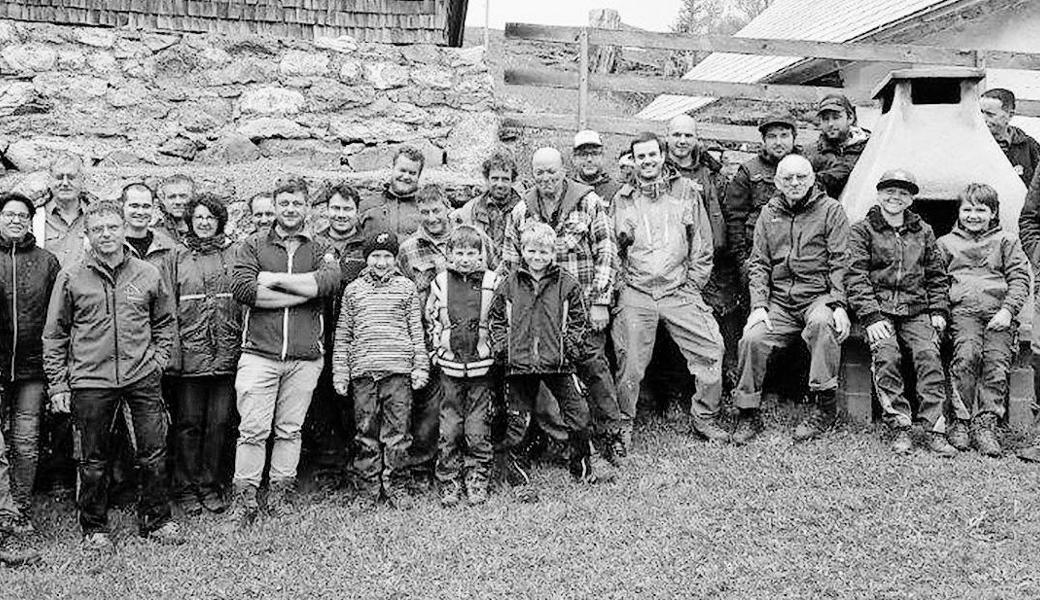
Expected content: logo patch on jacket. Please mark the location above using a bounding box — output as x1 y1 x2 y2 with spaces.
124 282 144 302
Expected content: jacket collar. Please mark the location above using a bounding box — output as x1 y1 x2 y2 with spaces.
0 232 38 251
774 187 828 213
517 261 560 282
128 229 177 259
523 180 593 225
472 189 521 225
866 205 923 233
383 182 417 203
757 146 802 166
361 265 402 283
816 125 871 153
265 224 312 246
950 222 1002 240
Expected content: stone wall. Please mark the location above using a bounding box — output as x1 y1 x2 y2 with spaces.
0 19 497 208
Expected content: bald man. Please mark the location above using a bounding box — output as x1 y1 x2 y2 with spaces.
501 147 624 473
732 155 851 444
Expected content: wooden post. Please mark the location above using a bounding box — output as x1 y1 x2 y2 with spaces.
588 8 622 73
578 27 590 130
483 0 490 49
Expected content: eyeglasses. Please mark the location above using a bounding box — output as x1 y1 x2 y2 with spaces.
0 212 30 222
193 215 218 221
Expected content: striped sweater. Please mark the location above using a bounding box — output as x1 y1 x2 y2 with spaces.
332 266 429 385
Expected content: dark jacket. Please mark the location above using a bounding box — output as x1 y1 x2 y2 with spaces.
724 148 803 265
230 228 341 362
43 251 175 394
846 206 949 326
809 125 870 199
999 126 1040 186
450 189 522 270
488 263 587 376
574 171 621 210
937 223 1031 319
667 149 726 251
314 227 366 368
747 188 850 312
0 233 61 381
359 184 420 243
165 239 242 377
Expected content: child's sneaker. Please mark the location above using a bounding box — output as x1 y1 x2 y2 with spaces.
385 486 414 510
947 419 971 451
465 475 489 506
439 480 462 508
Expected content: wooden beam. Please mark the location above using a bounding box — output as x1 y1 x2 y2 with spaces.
505 22 581 43
578 27 589 130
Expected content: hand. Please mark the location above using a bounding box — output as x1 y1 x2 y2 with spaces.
411 369 429 390
744 307 772 334
50 392 71 414
256 271 279 289
333 378 349 397
865 320 894 345
476 340 491 359
832 307 851 343
987 308 1014 331
930 314 947 333
589 305 610 332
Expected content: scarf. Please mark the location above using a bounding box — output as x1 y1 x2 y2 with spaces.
184 233 228 254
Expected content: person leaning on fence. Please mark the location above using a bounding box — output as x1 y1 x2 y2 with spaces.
939 183 1031 457
332 230 429 510
488 221 599 504
426 225 498 507
846 170 955 456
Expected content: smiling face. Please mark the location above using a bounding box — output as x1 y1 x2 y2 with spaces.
327 193 358 236
959 199 995 233
521 241 554 275
762 126 796 161
366 249 396 276
573 146 604 180
390 156 422 196
531 149 565 198
632 138 664 182
274 190 308 233
876 186 914 218
667 115 698 162
48 158 84 204
192 204 219 239
0 200 31 241
251 195 275 231
122 187 155 233
86 211 126 258
418 198 449 236
160 182 193 220
819 109 851 141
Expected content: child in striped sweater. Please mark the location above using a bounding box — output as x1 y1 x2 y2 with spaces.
333 230 429 509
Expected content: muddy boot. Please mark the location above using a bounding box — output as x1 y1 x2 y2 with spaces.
971 413 1002 457
793 390 837 442
223 482 260 531
732 409 762 446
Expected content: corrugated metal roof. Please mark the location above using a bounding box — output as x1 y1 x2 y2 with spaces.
637 0 959 120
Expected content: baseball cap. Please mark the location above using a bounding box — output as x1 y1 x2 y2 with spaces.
757 114 797 135
817 93 853 116
573 130 603 149
876 169 920 195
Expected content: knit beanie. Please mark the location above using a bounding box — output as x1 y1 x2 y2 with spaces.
364 230 399 259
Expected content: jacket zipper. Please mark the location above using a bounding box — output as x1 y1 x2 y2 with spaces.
281 244 297 361
786 210 797 301
8 245 16 381
894 229 903 309
103 270 121 385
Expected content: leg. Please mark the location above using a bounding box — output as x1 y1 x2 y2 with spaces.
379 375 413 491
541 374 593 480
659 291 724 420
898 314 946 428
232 354 281 489
435 374 465 485
70 388 120 534
462 377 494 482
869 330 911 428
172 377 206 503
0 420 23 521
269 358 323 484
574 329 623 436
123 370 173 535
8 379 45 510
978 325 1015 420
408 371 442 478
611 289 660 425
352 377 382 492
501 376 538 488
800 300 842 393
949 314 984 422
199 376 235 496
732 305 803 410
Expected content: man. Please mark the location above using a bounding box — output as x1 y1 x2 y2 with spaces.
153 174 195 242
731 155 851 444
502 147 623 468
226 178 341 528
612 132 729 442
571 130 620 203
250 192 276 234
451 150 522 269
982 88 1040 186
809 93 871 198
360 145 424 241
42 201 182 552
123 183 177 267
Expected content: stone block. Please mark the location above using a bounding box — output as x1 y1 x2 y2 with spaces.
315 36 358 54
57 48 87 70
2 43 57 73
98 150 148 167
329 116 413 144
112 39 149 60
401 44 441 65
0 81 48 117
86 51 117 73
197 133 261 165
307 79 374 112
449 46 485 68
107 79 150 108
410 65 454 90
158 135 200 160
364 63 409 90
237 117 308 141
207 60 276 86
338 60 363 83
239 87 305 115
178 97 232 133
280 50 330 77
141 33 181 53
444 111 499 171
258 139 342 169
74 29 115 49
33 73 107 99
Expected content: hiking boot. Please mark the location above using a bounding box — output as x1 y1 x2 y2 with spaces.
146 521 186 546
354 482 381 510
665 402 689 423
0 537 41 567
611 435 628 461
732 409 762 445
793 391 837 442
587 451 617 484
438 480 462 508
926 432 959 458
972 414 1002 457
407 471 433 497
947 419 971 451
200 490 229 514
890 428 913 454
691 416 731 443
465 473 489 506
512 484 539 504
541 437 571 467
224 483 260 531
385 486 414 510
177 495 203 517
82 532 114 555
0 514 34 536
265 480 297 518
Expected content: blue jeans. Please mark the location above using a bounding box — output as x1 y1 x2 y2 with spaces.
172 375 235 501
3 379 46 509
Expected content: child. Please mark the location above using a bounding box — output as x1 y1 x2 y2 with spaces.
332 230 430 509
846 170 954 455
938 183 1031 457
488 222 596 503
426 225 498 507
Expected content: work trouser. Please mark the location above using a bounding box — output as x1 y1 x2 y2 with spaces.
2 379 46 509
0 414 25 520
71 369 171 536
408 369 443 476
353 374 412 494
612 286 724 421
301 366 354 477
435 374 493 484
171 375 235 501
949 311 1015 421
733 299 841 409
869 313 946 429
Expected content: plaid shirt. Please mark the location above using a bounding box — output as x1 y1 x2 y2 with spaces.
501 181 616 307
397 227 450 301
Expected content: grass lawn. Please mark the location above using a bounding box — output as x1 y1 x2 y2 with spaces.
4 409 1040 600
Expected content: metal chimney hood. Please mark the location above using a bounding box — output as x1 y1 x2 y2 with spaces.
841 67 1027 236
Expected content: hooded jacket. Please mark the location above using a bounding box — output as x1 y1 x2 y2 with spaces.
937 223 1031 319
666 148 726 251
0 233 61 381
43 251 175 395
450 188 522 270
724 147 803 265
574 171 620 209
809 125 871 199
846 206 949 326
747 187 850 312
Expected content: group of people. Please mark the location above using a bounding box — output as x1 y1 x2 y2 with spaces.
1 86 1040 564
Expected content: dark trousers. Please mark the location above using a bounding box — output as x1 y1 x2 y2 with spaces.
171 375 235 500
870 313 946 428
302 368 354 476
1 379 46 509
71 370 171 535
408 371 442 475
577 330 624 436
435 374 493 484
354 374 412 493
949 312 1015 421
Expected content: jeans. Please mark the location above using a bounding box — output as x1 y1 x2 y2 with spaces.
435 375 493 484
2 379 46 509
71 370 171 535
949 312 1016 421
172 375 235 501
0 423 23 519
408 371 443 475
870 313 946 428
233 354 322 489
353 374 412 492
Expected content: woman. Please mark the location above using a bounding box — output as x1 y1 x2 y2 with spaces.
167 193 241 514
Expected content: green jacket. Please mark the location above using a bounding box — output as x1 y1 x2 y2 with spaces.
937 223 1031 319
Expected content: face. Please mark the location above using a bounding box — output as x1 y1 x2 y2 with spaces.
522 242 554 274
160 182 193 219
981 97 1011 137
762 126 795 161
877 186 914 217
573 147 604 179
667 121 697 160
390 156 422 196
0 200 31 241
192 205 219 239
775 159 815 200
418 199 449 236
450 245 482 272
327 194 358 236
819 110 851 141
251 195 275 231
632 139 664 181
122 188 155 231
85 212 126 257
48 160 83 203
531 152 565 198
366 249 396 275
959 199 995 233
486 168 514 201
273 190 308 233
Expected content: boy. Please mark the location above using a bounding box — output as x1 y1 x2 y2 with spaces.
488 222 598 503
939 183 1031 456
333 231 429 509
846 170 954 455
426 225 498 506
